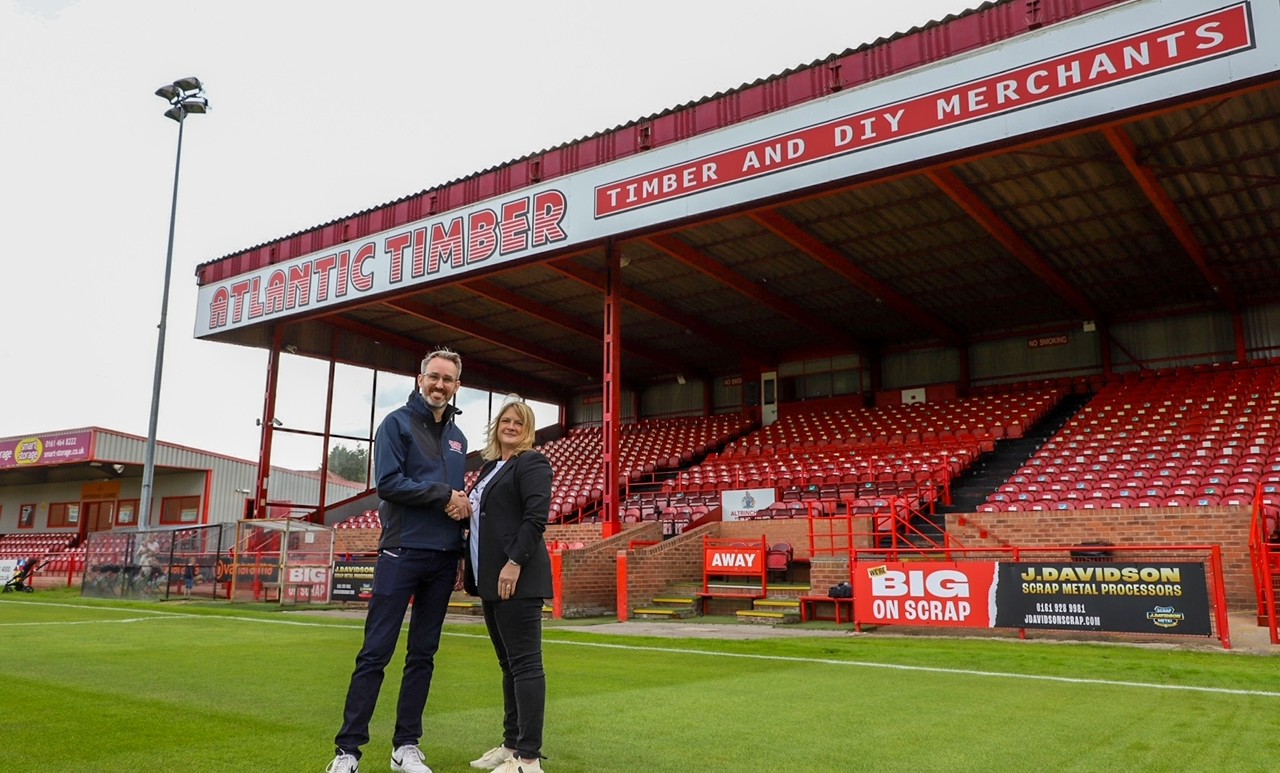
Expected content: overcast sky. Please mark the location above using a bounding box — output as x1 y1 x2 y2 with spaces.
0 0 966 470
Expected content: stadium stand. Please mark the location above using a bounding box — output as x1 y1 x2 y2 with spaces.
0 532 76 562
332 415 752 530
652 390 1066 523
979 363 1280 515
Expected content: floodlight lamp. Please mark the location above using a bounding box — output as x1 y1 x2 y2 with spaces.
181 98 208 114
173 76 204 93
155 84 180 101
111 463 126 474
163 106 185 122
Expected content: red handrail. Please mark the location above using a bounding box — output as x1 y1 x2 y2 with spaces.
1248 484 1279 644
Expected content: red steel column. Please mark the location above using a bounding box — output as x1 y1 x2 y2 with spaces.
550 547 564 619
616 549 629 622
601 241 622 538
254 327 284 520
316 350 337 524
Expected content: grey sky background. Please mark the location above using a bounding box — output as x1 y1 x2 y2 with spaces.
0 0 965 469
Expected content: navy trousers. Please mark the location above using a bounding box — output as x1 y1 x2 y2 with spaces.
335 548 460 757
482 596 546 760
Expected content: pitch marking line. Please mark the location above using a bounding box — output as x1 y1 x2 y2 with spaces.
5 600 1276 698
544 637 1280 699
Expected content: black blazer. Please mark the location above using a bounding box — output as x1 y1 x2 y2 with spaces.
464 450 554 601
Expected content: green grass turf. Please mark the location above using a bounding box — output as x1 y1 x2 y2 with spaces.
3 589 1278 772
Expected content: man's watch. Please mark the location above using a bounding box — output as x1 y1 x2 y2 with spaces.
507 559 521 567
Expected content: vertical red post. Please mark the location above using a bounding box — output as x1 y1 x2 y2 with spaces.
616 549 629 622
317 352 338 524
601 241 622 538
550 547 564 619
252 550 263 601
1209 545 1232 650
254 327 284 520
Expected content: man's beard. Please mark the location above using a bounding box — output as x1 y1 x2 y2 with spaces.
424 391 449 410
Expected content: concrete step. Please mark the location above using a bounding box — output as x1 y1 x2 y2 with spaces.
754 598 800 610
735 609 800 624
651 596 698 606
634 607 694 620
448 600 482 615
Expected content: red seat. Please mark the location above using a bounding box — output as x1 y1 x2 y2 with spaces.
766 542 793 576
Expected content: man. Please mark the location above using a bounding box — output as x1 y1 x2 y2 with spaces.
328 349 473 773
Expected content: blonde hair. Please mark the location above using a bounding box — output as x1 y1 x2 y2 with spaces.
481 396 536 461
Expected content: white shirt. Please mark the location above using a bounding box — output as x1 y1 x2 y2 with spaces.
468 459 506 576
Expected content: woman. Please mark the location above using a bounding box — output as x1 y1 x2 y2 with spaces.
463 397 553 773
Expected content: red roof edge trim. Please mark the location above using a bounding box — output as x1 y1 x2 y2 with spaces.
196 0 1128 285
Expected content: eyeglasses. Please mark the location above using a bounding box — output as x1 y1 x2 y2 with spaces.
420 372 458 386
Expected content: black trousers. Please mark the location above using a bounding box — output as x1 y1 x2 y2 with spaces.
482 596 546 759
335 548 460 758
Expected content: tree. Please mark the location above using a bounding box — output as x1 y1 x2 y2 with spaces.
326 443 369 484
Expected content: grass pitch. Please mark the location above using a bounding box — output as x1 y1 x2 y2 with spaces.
3 590 1278 772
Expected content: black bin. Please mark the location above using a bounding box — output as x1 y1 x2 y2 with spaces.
1069 540 1114 562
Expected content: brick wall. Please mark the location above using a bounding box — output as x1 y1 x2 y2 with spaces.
333 507 1261 614
945 506 1254 609
809 556 851 597
717 519 813 558
334 529 380 556
558 522 656 616
623 523 718 612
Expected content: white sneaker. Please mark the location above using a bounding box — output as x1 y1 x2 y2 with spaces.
470 745 515 769
493 756 543 773
325 752 359 773
390 744 433 773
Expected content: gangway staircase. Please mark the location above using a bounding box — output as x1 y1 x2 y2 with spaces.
810 494 967 566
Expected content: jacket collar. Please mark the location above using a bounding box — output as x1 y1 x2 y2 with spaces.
406 391 461 424
478 453 518 507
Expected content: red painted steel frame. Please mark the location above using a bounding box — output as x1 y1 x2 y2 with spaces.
601 242 622 538
616 548 629 622
550 547 563 619
253 328 284 519
1249 485 1279 644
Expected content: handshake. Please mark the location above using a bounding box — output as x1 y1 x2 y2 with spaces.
444 489 472 521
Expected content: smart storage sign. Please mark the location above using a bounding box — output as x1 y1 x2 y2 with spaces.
197 0 1275 337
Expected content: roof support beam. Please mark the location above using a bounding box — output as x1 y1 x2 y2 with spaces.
545 258 764 366
750 210 962 346
459 278 689 372
925 167 1099 321
646 234 867 355
320 314 560 397
385 298 596 378
1102 125 1239 312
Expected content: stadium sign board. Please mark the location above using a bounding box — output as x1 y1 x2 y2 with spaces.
196 0 1278 338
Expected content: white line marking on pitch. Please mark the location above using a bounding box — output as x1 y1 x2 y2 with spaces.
5 601 1276 698
537 637 1280 699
